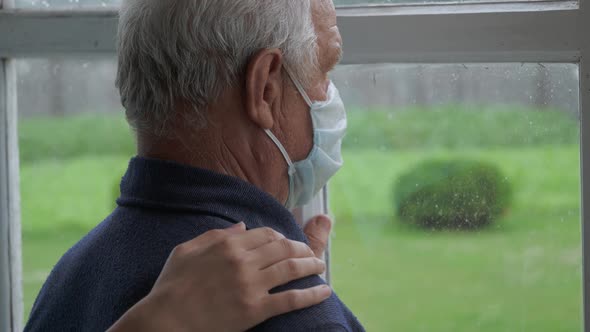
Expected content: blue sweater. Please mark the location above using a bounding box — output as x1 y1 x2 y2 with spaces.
25 157 365 332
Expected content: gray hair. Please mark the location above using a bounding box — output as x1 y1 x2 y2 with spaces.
116 0 319 135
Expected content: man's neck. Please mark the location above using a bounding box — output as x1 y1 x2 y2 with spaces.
138 133 240 178
136 129 288 205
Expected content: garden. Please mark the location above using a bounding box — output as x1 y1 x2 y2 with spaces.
19 105 582 331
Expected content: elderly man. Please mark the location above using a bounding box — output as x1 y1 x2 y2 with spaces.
25 0 364 331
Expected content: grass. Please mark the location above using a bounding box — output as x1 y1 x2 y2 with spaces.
329 147 581 332
344 105 579 150
18 110 583 330
20 156 130 232
18 113 133 164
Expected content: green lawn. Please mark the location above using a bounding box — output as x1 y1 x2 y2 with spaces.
20 146 582 331
329 147 581 332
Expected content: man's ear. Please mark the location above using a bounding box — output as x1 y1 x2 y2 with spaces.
245 49 283 130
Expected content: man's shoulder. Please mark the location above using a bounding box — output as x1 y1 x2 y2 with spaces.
55 208 233 279
44 207 235 288
24 208 234 332
253 291 365 332
252 275 365 332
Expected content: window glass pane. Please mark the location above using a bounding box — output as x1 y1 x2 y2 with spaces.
334 0 568 5
14 0 565 9
14 0 119 9
17 58 582 332
329 63 581 331
16 57 131 318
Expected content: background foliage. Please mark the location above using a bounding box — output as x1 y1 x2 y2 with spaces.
395 159 512 230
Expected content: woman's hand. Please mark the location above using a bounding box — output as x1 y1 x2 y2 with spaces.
108 222 332 332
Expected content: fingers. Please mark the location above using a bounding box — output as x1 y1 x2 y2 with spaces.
196 222 246 244
196 226 284 256
229 227 286 251
304 215 332 259
174 223 247 254
252 238 315 270
226 222 247 233
262 257 326 289
261 285 332 319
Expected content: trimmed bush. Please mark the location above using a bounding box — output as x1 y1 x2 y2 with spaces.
394 159 512 230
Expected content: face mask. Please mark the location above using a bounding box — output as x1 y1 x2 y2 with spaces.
265 66 347 209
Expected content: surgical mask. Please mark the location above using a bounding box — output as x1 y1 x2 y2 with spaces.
265 67 347 209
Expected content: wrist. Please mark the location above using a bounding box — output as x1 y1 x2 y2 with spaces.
108 292 179 332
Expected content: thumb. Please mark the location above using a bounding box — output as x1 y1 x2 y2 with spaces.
304 215 332 259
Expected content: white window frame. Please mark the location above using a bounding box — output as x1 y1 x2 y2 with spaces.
580 0 590 325
0 1 588 331
1 1 22 331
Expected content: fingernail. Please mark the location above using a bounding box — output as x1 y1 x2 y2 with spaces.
316 216 331 231
320 285 332 296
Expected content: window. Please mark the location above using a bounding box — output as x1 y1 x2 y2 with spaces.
1 1 589 332
329 63 581 330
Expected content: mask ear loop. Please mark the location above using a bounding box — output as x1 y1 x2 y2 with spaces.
264 129 296 176
283 64 313 108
